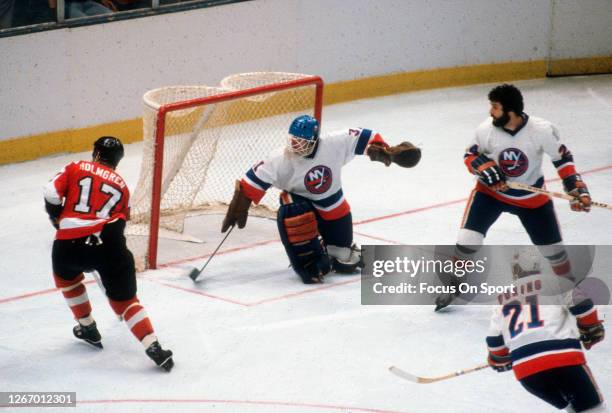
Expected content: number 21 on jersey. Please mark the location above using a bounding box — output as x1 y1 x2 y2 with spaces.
502 294 544 338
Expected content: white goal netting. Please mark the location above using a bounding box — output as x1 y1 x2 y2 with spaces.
126 72 323 270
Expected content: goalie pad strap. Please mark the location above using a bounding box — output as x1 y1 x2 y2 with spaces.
284 211 318 243
277 198 330 283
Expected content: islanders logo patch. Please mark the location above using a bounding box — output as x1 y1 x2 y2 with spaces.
304 165 333 194
498 148 529 177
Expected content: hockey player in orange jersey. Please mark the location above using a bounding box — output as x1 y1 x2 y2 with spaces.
44 136 174 372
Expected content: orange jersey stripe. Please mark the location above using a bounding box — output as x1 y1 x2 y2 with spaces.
557 164 577 179
513 351 585 380
316 200 351 220
240 179 266 204
476 182 549 209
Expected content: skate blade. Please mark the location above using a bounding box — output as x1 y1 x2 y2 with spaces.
82 339 103 349
159 357 174 372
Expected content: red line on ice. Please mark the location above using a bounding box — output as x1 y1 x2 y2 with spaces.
0 280 96 304
78 398 411 413
353 230 404 245
3 163 611 305
159 238 279 268
151 281 250 307
247 278 360 306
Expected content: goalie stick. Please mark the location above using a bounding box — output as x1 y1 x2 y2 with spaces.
188 225 235 282
506 182 612 211
388 363 489 384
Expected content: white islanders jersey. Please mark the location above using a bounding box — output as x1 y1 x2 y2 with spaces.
241 128 373 220
486 273 599 380
466 115 576 208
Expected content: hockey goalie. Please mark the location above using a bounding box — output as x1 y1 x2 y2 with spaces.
221 114 421 284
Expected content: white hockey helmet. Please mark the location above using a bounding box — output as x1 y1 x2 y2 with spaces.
511 247 542 279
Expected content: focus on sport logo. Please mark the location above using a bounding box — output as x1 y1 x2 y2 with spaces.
304 165 333 194
498 148 529 177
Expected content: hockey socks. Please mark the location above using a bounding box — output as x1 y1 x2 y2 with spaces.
54 273 93 320
109 296 155 344
109 296 174 371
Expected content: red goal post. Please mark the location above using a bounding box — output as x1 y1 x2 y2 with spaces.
127 73 324 270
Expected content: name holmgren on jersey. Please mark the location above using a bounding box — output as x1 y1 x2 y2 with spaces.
44 160 130 240
464 115 577 208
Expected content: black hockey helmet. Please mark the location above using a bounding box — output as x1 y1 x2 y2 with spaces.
93 136 124 168
488 84 524 115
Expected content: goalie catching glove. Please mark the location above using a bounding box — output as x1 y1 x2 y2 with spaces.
366 141 421 168
221 180 252 232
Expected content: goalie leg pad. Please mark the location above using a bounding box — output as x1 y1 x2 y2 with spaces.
277 196 331 284
284 211 319 243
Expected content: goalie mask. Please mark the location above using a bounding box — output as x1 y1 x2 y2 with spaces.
93 136 124 168
511 247 542 279
287 115 319 156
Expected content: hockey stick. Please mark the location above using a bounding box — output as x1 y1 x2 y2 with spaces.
388 363 489 384
188 225 235 282
507 182 612 211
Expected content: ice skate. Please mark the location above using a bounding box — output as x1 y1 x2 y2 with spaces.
434 293 455 312
73 321 103 349
146 341 174 372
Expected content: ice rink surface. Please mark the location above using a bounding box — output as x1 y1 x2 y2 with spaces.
1 76 611 412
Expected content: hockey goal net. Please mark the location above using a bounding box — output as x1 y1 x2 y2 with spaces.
127 72 324 270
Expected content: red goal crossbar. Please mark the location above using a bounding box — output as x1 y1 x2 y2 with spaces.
147 76 324 269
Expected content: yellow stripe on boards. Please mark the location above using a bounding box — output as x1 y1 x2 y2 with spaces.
2 56 610 165
325 60 547 104
548 56 612 76
0 119 142 165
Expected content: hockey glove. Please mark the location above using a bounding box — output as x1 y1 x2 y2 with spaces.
563 174 592 212
221 180 252 232
470 154 507 191
45 200 62 229
488 353 512 372
578 321 605 350
366 141 421 168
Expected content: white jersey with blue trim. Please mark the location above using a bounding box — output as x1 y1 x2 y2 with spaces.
242 128 372 219
486 273 597 379
466 115 576 207
471 115 566 184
